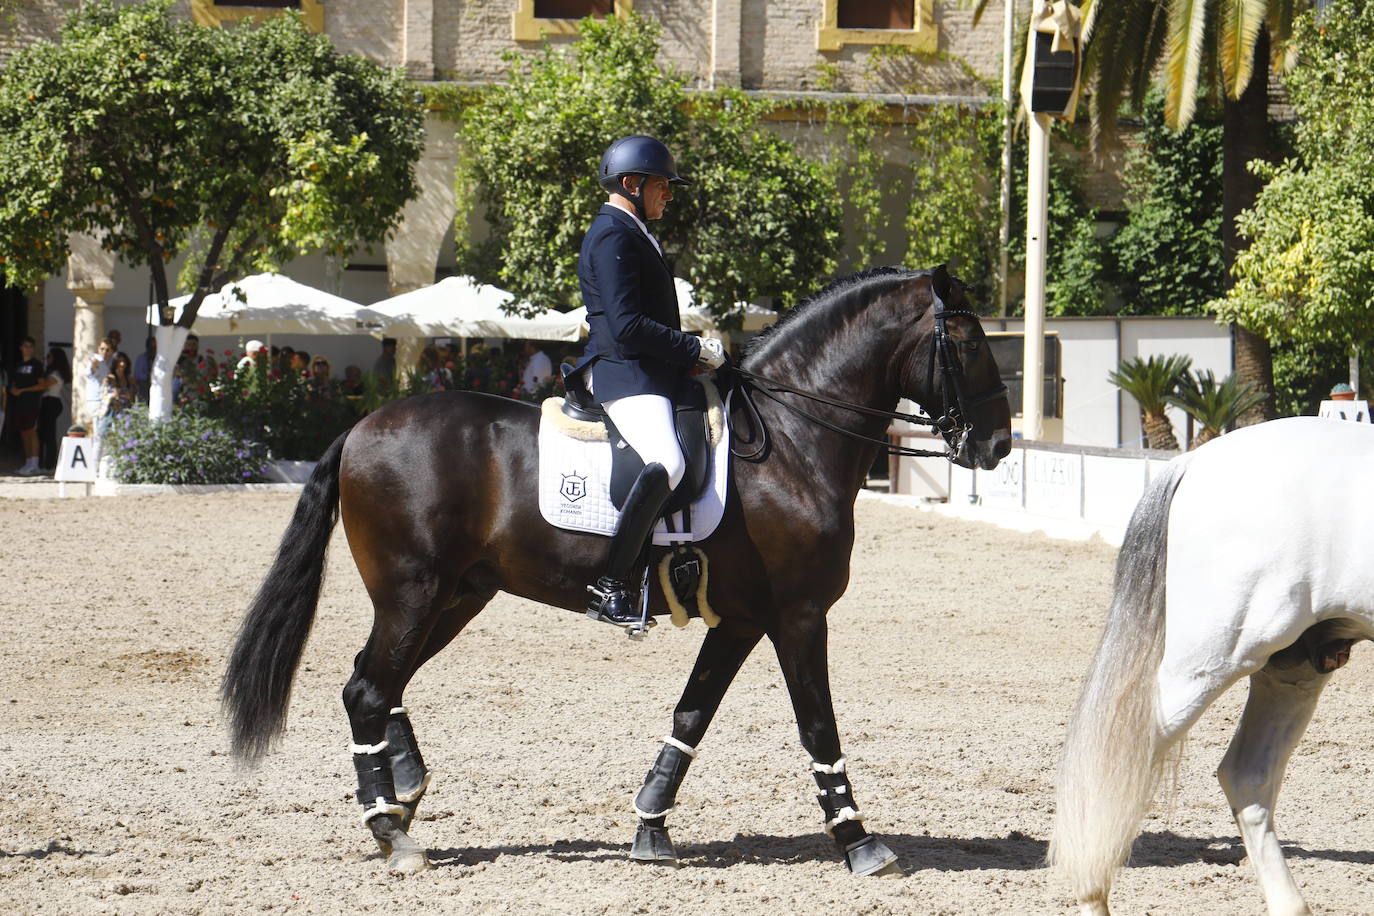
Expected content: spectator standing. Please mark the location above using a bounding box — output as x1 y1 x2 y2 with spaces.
132 335 156 403
9 337 45 475
373 337 397 387
290 350 311 377
106 328 122 354
38 347 72 472
84 337 114 424
519 340 553 396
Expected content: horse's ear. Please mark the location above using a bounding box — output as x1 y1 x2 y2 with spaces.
931 263 951 301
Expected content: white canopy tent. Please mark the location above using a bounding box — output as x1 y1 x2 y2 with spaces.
146 272 386 336
368 276 585 342
565 278 778 334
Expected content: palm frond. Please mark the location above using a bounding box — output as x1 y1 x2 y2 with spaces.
1088 0 1163 150
1163 0 1209 127
1218 0 1265 99
1166 369 1269 434
1107 354 1193 413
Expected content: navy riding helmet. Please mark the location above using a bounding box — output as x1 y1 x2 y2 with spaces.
598 135 688 217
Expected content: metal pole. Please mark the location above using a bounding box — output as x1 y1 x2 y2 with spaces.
998 0 1016 317
1351 348 1361 393
1022 111 1050 442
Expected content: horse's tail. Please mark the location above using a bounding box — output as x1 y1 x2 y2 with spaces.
1049 453 1193 905
221 429 349 765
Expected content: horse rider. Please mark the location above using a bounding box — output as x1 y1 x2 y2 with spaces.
573 134 726 626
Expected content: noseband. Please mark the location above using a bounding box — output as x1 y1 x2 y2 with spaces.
925 288 1009 456
727 290 1008 461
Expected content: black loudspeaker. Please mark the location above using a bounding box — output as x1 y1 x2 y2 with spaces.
1029 32 1080 115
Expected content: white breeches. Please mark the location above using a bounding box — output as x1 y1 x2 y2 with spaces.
603 393 686 489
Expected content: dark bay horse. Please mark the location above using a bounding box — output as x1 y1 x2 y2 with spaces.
222 264 1012 876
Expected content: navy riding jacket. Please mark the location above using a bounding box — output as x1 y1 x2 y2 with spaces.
575 204 701 402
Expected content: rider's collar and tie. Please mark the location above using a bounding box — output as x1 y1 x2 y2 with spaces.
610 197 663 257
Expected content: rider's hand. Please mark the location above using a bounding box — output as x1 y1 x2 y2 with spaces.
697 337 726 370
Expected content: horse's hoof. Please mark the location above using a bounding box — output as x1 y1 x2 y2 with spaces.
844 834 900 876
630 821 678 863
387 847 430 874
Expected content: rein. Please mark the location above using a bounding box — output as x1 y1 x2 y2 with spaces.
725 288 1007 463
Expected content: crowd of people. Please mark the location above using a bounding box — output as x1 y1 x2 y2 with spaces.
3 331 567 476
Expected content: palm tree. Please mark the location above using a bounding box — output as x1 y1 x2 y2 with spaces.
1167 369 1269 447
1108 354 1192 450
1080 0 1301 425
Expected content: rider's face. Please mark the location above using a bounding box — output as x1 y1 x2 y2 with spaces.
630 175 673 220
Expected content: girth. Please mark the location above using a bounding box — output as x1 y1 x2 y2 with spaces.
560 366 712 516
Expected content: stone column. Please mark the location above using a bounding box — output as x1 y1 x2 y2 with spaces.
385 113 458 378
67 234 116 428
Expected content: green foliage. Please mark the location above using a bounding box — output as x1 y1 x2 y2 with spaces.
179 346 355 461
454 14 686 311
453 14 840 318
1216 2 1374 358
1270 336 1363 418
905 102 1004 301
1110 92 1225 315
815 62 890 269
0 0 423 322
1167 369 1269 441
675 89 840 316
104 407 269 484
1107 353 1193 413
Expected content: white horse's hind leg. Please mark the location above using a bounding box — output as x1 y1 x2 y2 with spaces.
1216 663 1327 916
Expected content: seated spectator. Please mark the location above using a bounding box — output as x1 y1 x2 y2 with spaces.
98 351 136 438
340 365 365 398
464 343 492 390
237 339 267 374
420 345 453 391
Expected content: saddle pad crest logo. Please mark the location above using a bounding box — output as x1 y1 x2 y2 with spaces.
560 472 587 502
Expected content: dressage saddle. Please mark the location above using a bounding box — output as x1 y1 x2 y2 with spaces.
560 363 712 516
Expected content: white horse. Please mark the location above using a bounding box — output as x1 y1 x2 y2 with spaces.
1051 416 1374 916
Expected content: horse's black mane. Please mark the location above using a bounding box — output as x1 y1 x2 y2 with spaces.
744 265 932 363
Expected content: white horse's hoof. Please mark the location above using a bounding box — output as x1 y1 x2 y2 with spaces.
1077 900 1110 916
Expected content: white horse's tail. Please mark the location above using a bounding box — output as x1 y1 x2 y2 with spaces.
1049 455 1193 905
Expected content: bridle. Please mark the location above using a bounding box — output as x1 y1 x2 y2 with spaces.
726 288 1008 462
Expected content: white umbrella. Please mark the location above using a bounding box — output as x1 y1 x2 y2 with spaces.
369 276 585 342
565 279 777 334
147 273 386 336
673 278 778 333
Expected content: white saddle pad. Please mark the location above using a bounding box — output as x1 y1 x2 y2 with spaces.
537 393 730 545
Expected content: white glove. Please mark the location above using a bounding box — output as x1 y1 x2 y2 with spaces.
697 337 726 370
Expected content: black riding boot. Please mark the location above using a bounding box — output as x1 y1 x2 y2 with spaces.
587 462 671 626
